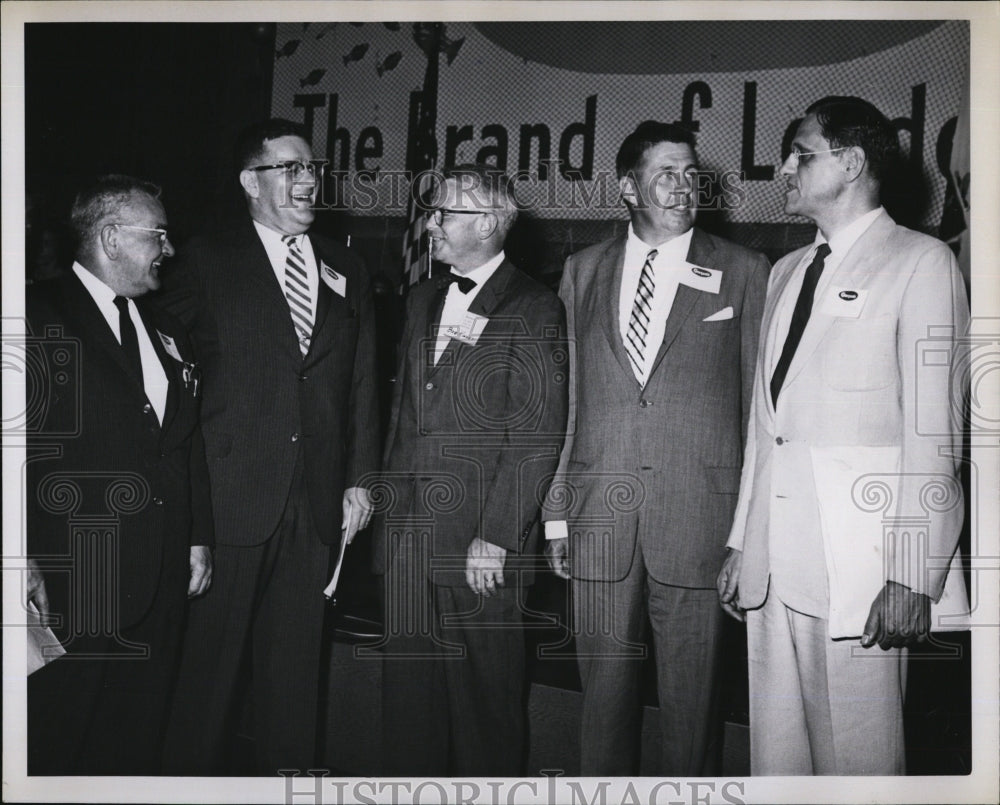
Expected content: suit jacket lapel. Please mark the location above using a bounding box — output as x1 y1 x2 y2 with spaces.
778 213 895 396
596 238 636 382
137 303 178 433
243 220 303 362
428 260 516 377
59 272 148 394
647 227 712 381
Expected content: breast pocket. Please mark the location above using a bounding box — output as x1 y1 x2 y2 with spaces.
822 315 897 391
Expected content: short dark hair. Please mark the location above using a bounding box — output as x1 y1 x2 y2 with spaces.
805 96 900 185
69 174 161 249
616 121 697 179
235 118 308 171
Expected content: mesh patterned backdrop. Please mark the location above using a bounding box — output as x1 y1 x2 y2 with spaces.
272 20 968 231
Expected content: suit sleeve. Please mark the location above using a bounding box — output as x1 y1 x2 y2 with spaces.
740 253 770 446
345 257 380 488
889 242 969 600
541 255 577 523
479 292 568 552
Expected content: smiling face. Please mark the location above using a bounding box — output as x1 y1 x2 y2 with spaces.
241 134 317 235
620 140 698 245
108 193 174 296
425 178 494 272
779 113 849 223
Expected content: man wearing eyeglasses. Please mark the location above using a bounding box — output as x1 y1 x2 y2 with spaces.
158 119 378 774
717 97 969 774
372 164 567 775
25 174 213 774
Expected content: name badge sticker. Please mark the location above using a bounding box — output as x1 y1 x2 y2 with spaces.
156 330 184 362
679 264 722 294
445 312 489 345
819 287 869 318
320 261 347 297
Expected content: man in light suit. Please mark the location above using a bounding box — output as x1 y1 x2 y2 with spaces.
25 175 213 774
717 97 969 775
159 119 379 774
372 165 567 775
542 121 770 775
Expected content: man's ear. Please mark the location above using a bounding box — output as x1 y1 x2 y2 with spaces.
100 225 120 260
239 169 260 198
842 146 867 183
477 212 499 240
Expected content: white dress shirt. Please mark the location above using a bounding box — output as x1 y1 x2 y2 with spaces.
546 226 695 541
253 220 320 325
768 206 885 378
72 262 168 422
618 225 695 384
433 251 506 364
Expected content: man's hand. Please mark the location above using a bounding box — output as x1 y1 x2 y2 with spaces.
26 558 50 617
466 537 507 597
342 486 373 545
716 548 745 622
861 580 931 650
188 545 213 598
544 537 571 580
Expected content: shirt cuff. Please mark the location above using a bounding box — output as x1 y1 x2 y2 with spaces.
544 520 568 540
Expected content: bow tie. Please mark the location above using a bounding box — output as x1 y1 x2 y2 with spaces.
437 273 477 294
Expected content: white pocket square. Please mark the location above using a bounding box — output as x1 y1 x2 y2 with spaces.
703 306 734 322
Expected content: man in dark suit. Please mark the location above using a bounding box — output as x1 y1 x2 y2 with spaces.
542 121 770 775
25 174 213 775
372 165 567 775
159 119 379 774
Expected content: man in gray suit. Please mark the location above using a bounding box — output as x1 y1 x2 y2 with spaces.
543 121 769 775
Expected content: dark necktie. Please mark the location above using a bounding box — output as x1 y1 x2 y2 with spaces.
437 273 477 294
113 295 143 383
770 243 832 405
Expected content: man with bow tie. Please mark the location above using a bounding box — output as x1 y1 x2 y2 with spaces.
372 164 567 775
158 119 379 774
25 175 213 774
542 121 770 775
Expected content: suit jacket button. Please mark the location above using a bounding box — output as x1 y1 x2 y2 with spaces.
639 399 649 408
425 382 434 391
775 436 784 445
153 497 164 506
143 403 153 414
299 374 308 382
291 432 300 442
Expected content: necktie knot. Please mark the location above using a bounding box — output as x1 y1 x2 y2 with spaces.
645 248 658 265
437 273 477 294
282 234 301 251
813 243 832 262
113 295 130 313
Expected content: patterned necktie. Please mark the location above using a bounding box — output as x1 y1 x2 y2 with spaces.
282 235 313 356
770 242 832 405
624 248 658 385
113 295 143 383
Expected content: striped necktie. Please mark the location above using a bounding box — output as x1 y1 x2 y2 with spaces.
624 248 657 385
282 234 313 356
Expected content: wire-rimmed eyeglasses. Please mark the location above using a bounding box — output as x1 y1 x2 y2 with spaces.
112 224 170 245
248 160 321 179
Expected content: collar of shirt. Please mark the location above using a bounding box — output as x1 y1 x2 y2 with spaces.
810 205 885 274
768 207 886 377
71 262 169 421
253 220 320 316
448 250 506 303
623 224 694 273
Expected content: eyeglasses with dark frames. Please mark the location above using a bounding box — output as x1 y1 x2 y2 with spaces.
247 160 321 179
